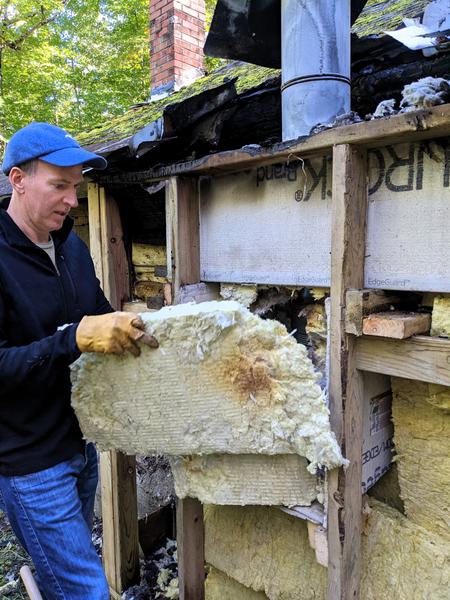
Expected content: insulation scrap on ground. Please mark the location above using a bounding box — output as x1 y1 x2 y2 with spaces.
71 301 344 472
391 377 450 540
206 567 268 600
204 501 450 600
169 454 319 506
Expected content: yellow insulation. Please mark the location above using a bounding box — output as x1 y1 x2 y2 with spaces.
391 377 450 540
204 505 327 599
361 500 450 600
206 567 269 600
430 294 450 337
205 502 450 600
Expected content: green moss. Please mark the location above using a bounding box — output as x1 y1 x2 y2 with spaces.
76 63 278 149
352 0 430 37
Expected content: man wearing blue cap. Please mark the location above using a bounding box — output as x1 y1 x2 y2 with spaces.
0 123 158 599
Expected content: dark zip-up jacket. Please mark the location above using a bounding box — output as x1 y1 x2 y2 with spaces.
0 209 112 476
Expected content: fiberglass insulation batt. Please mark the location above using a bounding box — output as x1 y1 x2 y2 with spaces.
205 502 450 600
206 567 269 600
391 377 450 540
71 301 343 472
169 454 318 506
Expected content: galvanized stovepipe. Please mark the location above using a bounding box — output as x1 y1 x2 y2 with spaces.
281 0 351 140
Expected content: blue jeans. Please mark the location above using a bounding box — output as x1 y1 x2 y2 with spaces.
0 443 109 600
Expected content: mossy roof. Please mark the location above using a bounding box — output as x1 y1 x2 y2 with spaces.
76 62 278 152
352 0 431 37
77 0 428 152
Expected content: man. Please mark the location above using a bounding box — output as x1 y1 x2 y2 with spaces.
0 122 157 599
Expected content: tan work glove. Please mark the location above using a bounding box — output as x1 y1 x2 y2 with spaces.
76 312 158 357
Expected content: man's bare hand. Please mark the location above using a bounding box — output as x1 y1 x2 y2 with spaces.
76 312 158 357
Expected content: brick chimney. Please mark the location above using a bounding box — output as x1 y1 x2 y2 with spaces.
150 0 206 97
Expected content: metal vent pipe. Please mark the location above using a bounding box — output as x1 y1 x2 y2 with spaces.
281 0 351 141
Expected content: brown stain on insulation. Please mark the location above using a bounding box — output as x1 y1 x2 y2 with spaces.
223 353 275 403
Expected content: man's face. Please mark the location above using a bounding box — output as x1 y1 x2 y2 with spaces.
20 160 83 237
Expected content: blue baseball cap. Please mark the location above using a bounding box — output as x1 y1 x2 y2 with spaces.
2 122 107 175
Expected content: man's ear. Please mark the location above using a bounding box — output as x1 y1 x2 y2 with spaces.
9 167 26 195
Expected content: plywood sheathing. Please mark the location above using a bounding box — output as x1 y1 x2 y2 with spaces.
71 301 344 471
391 377 450 540
206 567 269 600
431 294 450 337
170 454 319 506
205 502 450 600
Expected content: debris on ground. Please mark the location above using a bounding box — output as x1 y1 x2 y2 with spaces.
122 539 178 600
0 511 32 599
1 509 180 600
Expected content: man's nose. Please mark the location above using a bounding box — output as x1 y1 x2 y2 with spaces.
64 188 79 209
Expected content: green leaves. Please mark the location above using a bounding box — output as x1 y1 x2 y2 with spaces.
0 0 150 138
0 1 220 141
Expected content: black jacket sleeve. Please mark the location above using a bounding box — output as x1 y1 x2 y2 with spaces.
0 278 111 395
0 303 80 395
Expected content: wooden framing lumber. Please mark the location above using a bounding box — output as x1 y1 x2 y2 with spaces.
167 177 205 600
328 144 368 600
345 289 401 336
176 498 205 600
166 176 200 303
355 335 450 387
87 182 139 594
362 311 431 339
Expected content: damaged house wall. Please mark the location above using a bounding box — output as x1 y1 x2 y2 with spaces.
201 295 450 599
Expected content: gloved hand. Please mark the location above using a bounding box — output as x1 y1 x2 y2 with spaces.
76 312 158 357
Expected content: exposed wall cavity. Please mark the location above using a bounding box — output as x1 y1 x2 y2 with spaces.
71 301 344 472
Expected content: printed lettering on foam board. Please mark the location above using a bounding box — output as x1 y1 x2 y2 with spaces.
361 372 394 493
199 141 450 291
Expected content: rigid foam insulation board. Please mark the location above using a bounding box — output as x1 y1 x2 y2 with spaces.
430 294 450 336
391 377 450 540
205 502 450 600
71 301 344 471
206 567 268 600
170 454 319 506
